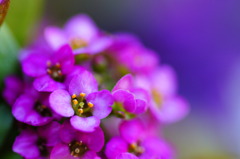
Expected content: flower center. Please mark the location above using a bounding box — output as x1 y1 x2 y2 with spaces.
128 142 144 156
152 89 163 108
34 101 52 117
71 93 94 117
37 138 48 157
46 61 64 82
70 38 88 50
69 140 88 157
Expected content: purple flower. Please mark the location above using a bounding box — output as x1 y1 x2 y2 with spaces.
105 119 174 159
13 121 61 159
112 74 149 117
12 90 56 126
136 65 189 123
44 14 112 55
107 34 159 74
22 44 75 92
50 120 104 159
2 75 24 106
49 69 114 132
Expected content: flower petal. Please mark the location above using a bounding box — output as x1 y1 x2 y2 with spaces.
87 90 113 119
153 96 189 123
50 143 76 159
51 44 75 74
34 75 66 92
65 14 99 42
22 53 50 77
12 95 52 126
112 90 136 113
70 116 100 132
49 89 74 117
82 151 98 159
105 137 128 159
69 71 98 95
38 121 61 146
117 153 139 159
120 119 144 143
112 74 133 92
60 120 78 144
13 129 40 158
134 99 147 114
44 26 67 50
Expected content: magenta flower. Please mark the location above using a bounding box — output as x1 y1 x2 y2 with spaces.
2 75 24 106
136 65 189 123
112 74 149 117
44 14 112 55
12 90 56 126
105 119 173 159
50 120 104 159
13 121 61 159
108 34 159 74
50 70 113 132
22 44 75 92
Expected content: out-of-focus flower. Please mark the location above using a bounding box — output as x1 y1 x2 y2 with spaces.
44 14 112 55
21 45 75 92
50 120 104 159
136 65 189 123
107 34 159 74
12 90 56 126
105 119 173 159
112 74 149 119
13 121 61 159
50 70 113 132
2 76 24 106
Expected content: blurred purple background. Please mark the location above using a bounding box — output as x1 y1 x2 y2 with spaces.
43 0 240 158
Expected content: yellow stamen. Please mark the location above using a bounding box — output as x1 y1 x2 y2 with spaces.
80 93 86 97
78 108 83 114
87 102 94 108
47 69 52 74
46 61 52 67
71 94 77 99
73 99 78 105
55 63 61 68
129 143 137 149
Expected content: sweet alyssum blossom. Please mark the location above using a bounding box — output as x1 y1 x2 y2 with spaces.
22 44 75 92
2 13 189 159
50 69 113 132
50 120 103 159
13 121 61 159
105 119 173 159
45 14 112 54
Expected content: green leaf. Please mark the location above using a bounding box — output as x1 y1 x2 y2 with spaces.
5 0 44 45
0 104 14 148
0 24 19 86
1 151 22 159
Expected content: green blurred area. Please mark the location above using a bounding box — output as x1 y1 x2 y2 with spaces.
5 0 43 46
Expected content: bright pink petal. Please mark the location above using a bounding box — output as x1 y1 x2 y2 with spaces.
52 45 75 74
22 53 50 77
120 119 144 143
70 116 100 132
13 130 40 158
87 90 113 119
117 153 139 159
69 71 98 95
50 143 75 159
105 137 128 159
49 89 74 117
34 75 66 92
134 99 147 114
112 74 133 92
77 127 104 152
112 90 136 113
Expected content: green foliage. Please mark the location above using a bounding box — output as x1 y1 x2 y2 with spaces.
0 24 19 87
5 0 43 45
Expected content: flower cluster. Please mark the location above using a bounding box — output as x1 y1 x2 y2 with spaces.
3 14 189 159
